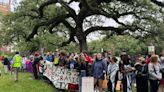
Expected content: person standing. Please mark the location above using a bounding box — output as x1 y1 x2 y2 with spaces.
78 54 87 92
32 52 40 79
92 53 107 92
22 55 27 72
159 54 164 92
3 56 10 74
119 54 135 92
108 56 119 92
12 52 22 82
58 52 66 67
148 55 162 92
135 57 148 92
0 59 2 77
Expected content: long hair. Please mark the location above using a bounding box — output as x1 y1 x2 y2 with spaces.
121 54 130 65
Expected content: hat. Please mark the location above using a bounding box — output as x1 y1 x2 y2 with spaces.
34 52 39 57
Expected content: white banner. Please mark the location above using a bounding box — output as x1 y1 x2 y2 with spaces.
43 62 79 89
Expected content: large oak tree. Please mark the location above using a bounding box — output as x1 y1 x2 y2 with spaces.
3 0 164 52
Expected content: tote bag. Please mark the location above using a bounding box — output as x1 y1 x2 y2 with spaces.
116 80 122 91
102 75 108 89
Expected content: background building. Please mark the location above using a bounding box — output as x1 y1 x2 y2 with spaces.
0 0 11 15
0 0 15 53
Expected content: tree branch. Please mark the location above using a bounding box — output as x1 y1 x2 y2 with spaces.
26 14 70 41
151 0 164 7
85 26 126 36
49 22 60 34
60 33 76 47
62 20 75 32
59 1 77 20
37 0 58 18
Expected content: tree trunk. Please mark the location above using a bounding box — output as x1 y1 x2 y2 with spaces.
79 38 88 52
76 27 88 52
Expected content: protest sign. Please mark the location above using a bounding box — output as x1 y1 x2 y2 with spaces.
43 63 79 90
82 77 94 92
148 46 155 54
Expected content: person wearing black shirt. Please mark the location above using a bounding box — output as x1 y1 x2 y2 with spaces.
135 57 148 92
78 55 87 92
32 52 40 79
3 57 10 74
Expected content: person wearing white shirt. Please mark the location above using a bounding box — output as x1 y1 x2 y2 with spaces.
108 56 119 92
148 55 162 92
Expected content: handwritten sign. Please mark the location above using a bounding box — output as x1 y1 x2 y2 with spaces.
43 62 79 89
148 46 155 52
82 77 94 92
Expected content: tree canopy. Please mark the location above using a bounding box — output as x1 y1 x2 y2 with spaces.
1 0 164 52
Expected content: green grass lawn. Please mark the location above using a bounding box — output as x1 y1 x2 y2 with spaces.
0 72 56 92
0 71 136 92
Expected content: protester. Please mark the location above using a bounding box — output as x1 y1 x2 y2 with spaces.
12 52 22 82
32 52 40 79
108 56 119 92
119 53 135 92
46 52 52 62
78 54 87 92
22 55 27 72
146 54 151 64
67 55 78 69
84 52 92 64
58 52 67 66
39 57 46 78
83 52 93 76
92 53 107 92
3 56 10 74
148 55 162 92
135 56 148 92
159 54 164 92
0 59 2 76
3 49 164 92
26 57 32 73
53 53 59 66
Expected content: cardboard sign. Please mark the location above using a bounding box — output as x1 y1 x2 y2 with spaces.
148 46 155 52
43 62 79 89
82 77 94 92
148 46 155 54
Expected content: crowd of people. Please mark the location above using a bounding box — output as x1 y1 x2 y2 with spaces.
0 50 164 92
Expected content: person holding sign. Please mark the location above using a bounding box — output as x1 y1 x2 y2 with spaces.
92 53 107 92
